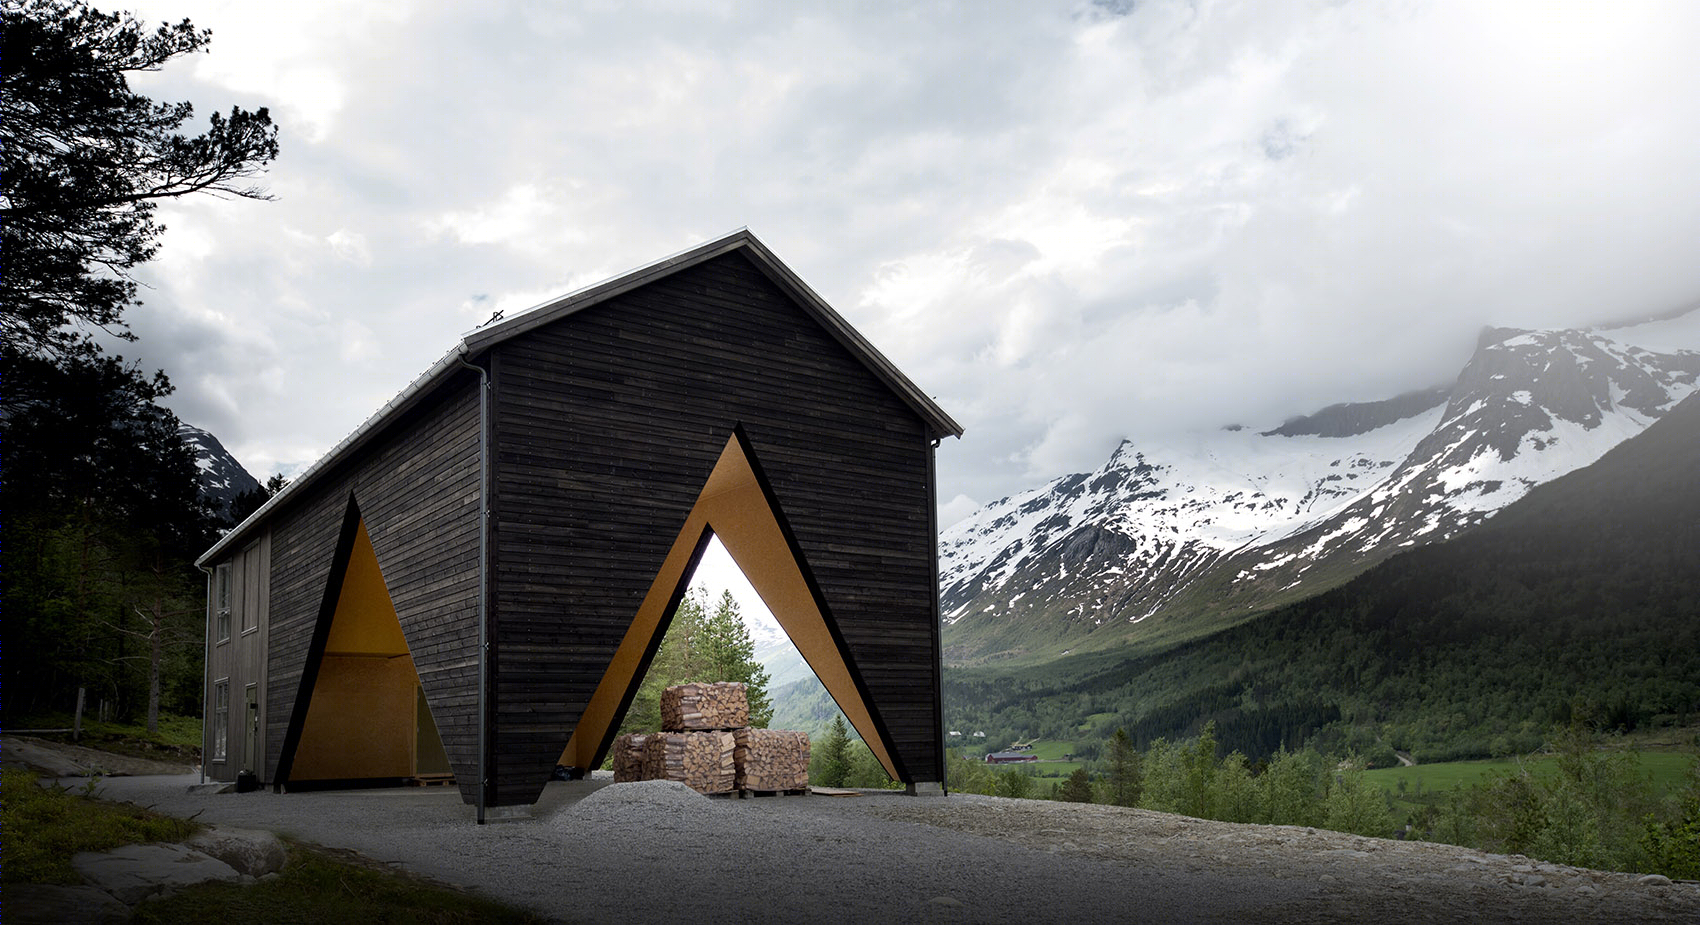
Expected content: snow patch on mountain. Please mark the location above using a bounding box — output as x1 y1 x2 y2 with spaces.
939 321 1699 657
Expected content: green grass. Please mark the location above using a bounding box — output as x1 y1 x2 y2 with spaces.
1364 750 1699 817
12 710 203 764
131 842 551 925
1 767 201 884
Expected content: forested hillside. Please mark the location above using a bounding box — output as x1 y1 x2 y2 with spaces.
946 395 1700 763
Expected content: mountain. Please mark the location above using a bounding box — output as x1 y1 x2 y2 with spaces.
177 423 261 523
943 392 1700 762
940 323 1700 666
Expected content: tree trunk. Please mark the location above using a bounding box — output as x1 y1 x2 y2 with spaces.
146 595 163 735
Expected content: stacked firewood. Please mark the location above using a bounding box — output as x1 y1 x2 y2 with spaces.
612 682 810 795
660 681 749 731
611 733 650 783
644 730 737 794
734 727 811 792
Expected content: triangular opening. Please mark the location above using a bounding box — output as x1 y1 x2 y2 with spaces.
557 431 899 779
285 516 450 784
690 537 895 785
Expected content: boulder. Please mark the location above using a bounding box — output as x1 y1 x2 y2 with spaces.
71 843 239 904
186 826 288 877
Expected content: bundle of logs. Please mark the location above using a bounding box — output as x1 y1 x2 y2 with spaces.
613 682 811 795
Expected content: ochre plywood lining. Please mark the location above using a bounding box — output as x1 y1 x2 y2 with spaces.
290 519 448 780
559 435 897 778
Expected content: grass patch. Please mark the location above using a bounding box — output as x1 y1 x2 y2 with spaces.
1 767 201 885
1365 750 1698 818
131 841 551 925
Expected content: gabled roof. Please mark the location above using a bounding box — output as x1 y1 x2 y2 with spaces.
199 229 961 567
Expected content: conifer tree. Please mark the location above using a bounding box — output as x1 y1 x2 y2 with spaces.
817 715 853 787
1107 727 1143 807
1058 766 1095 803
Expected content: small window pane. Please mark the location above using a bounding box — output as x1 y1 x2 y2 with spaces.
213 681 229 761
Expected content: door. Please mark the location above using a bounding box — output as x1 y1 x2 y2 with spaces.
242 685 259 774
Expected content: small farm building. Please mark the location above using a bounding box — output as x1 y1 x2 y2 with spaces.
196 231 962 817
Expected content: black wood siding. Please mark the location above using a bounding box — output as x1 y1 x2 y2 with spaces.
487 252 941 806
262 374 485 803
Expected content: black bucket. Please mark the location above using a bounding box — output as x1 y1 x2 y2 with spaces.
235 770 258 793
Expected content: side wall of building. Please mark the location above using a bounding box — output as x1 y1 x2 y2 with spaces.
203 531 271 782
485 251 943 805
257 373 486 803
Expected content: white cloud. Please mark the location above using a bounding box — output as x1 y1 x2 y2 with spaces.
100 0 1700 516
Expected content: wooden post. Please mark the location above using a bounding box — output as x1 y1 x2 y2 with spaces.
74 686 86 741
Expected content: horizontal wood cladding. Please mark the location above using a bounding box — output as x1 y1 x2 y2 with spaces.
488 251 943 805
261 373 486 804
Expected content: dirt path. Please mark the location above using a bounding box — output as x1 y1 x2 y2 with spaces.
2 736 197 777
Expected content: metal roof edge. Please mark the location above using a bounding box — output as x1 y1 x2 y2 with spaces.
196 343 474 567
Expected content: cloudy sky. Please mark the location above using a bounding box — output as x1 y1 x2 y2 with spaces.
118 0 1700 529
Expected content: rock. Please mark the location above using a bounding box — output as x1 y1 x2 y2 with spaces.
1638 874 1672 886
72 843 239 904
186 826 287 877
3 884 130 925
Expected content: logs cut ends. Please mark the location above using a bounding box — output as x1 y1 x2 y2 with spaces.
660 681 750 731
609 683 811 795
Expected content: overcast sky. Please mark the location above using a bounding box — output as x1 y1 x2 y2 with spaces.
118 0 1700 529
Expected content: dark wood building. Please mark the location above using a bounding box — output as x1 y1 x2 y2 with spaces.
197 231 962 816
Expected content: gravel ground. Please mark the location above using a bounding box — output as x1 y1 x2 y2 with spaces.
75 773 1699 925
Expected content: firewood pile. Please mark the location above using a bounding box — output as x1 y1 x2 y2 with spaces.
612 733 650 783
660 681 749 731
734 727 810 792
643 730 737 794
611 682 811 795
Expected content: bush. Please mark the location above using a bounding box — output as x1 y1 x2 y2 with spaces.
1639 759 1700 879
994 768 1033 799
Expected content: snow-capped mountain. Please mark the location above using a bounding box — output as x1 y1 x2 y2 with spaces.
940 321 1700 665
178 423 261 521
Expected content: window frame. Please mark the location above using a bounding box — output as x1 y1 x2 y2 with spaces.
212 678 230 762
215 562 232 643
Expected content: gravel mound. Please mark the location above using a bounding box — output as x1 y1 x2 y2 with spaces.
561 780 720 825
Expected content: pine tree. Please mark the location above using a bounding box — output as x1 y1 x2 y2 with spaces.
817 715 853 787
2 0 279 355
699 590 773 727
1058 766 1095 803
1107 727 1143 807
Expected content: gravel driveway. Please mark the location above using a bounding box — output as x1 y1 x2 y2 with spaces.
82 774 1698 925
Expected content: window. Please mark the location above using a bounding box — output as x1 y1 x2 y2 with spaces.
241 546 260 633
213 680 230 761
215 563 231 642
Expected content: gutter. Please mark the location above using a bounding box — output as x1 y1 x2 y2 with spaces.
455 349 491 825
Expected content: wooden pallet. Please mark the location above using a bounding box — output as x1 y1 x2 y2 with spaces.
739 787 810 799
406 774 456 787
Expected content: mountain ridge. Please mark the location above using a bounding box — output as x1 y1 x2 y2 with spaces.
940 321 1700 666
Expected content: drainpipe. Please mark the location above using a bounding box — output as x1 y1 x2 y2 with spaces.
456 350 491 824
198 565 214 785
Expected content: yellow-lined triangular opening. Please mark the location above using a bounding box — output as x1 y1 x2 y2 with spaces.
291 518 449 780
560 434 898 778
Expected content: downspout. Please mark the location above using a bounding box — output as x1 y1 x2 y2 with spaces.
456 350 491 824
198 565 214 785
927 436 947 794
